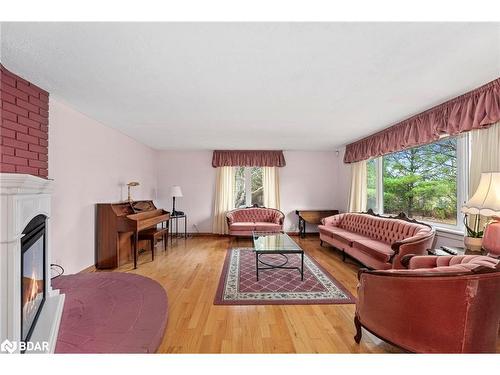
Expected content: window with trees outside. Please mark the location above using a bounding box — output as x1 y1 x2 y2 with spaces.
366 135 468 230
234 167 264 208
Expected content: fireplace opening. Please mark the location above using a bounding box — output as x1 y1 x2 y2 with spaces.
21 214 47 344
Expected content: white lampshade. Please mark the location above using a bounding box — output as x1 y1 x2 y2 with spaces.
461 172 500 217
170 185 183 197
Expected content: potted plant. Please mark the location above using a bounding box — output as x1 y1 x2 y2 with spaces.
463 214 483 252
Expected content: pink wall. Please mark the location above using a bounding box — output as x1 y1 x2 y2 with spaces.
332 147 351 212
156 151 216 233
155 150 339 233
48 98 158 274
280 151 338 231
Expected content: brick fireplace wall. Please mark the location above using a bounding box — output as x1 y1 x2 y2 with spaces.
1 65 49 177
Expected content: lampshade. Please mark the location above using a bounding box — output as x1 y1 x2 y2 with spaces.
461 172 500 217
170 185 183 197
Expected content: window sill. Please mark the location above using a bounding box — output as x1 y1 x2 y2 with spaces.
432 226 465 237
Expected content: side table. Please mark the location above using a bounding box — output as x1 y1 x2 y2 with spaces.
169 214 187 244
428 246 486 256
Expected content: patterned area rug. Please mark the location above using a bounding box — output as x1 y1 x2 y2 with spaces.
214 248 355 305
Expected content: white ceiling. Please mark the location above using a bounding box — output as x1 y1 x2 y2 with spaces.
1 22 499 150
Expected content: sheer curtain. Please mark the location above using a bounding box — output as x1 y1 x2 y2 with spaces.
263 166 280 209
348 160 367 212
469 122 500 228
470 121 500 193
212 166 235 234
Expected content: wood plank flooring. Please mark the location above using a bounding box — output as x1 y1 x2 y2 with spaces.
94 235 498 353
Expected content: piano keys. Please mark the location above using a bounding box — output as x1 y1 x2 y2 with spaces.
95 200 170 269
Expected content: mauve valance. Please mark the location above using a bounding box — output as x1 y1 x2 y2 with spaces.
212 150 286 167
344 77 500 164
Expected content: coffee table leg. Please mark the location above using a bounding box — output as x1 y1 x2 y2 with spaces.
256 253 259 281
301 252 304 281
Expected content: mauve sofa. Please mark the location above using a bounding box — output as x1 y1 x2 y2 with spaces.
354 255 500 353
318 211 435 269
226 207 285 236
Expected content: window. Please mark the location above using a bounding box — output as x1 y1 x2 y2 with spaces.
234 167 263 208
366 135 468 230
367 159 377 212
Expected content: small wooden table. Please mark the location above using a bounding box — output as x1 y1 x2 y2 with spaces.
295 209 339 238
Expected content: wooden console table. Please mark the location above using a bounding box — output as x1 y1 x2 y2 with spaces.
295 209 339 238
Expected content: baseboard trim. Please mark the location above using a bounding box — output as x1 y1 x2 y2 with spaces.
188 233 229 237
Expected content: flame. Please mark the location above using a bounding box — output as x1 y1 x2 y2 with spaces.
28 270 39 302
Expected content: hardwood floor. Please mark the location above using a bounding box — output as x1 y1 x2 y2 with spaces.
97 234 498 353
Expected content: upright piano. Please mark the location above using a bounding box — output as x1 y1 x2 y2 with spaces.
95 200 170 269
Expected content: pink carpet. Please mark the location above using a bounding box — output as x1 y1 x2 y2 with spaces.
215 249 355 305
52 272 168 353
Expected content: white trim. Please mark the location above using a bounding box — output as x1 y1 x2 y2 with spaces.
434 226 465 237
375 157 383 214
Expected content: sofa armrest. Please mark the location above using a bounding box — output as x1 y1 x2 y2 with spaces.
321 213 344 227
226 211 235 225
274 210 285 225
389 232 435 269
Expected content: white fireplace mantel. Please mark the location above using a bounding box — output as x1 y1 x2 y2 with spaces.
0 173 64 354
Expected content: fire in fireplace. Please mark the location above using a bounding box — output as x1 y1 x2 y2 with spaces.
21 214 47 343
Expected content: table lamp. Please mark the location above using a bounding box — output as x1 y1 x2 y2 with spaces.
170 185 183 216
127 181 140 202
461 172 500 257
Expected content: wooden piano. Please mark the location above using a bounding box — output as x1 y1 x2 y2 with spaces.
95 200 170 269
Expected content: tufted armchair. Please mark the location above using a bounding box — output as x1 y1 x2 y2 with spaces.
354 255 500 353
226 207 284 236
318 212 435 269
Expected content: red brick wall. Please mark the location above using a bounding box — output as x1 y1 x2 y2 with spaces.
1 65 49 178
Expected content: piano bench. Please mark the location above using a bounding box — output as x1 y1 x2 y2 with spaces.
138 227 169 260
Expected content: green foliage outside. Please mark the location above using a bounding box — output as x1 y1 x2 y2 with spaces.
367 138 458 224
234 167 263 207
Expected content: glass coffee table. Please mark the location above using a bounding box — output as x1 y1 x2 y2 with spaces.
252 231 304 281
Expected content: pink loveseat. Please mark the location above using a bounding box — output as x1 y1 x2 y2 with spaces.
226 207 285 236
318 212 435 269
355 255 500 353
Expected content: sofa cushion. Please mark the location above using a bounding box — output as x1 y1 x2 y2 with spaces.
229 222 256 231
338 213 430 244
352 238 394 263
254 222 282 232
319 226 354 246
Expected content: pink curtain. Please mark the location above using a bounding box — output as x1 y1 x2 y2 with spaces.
212 150 286 167
344 77 500 163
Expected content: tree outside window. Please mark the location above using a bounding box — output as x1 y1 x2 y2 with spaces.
367 137 460 226
234 167 263 208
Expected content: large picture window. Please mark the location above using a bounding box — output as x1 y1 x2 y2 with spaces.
234 167 263 208
366 135 468 230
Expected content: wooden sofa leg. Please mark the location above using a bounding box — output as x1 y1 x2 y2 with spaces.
342 250 346 262
354 315 362 343
320 240 323 247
